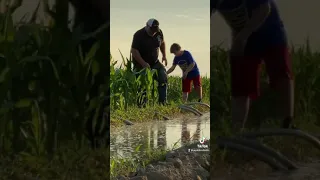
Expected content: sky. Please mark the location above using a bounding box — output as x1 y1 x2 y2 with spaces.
110 0 210 77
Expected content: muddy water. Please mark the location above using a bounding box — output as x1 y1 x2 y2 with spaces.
110 112 210 159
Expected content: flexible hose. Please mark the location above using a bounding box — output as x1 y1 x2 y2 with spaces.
154 111 169 120
184 102 210 108
216 139 286 171
178 105 203 116
238 129 320 151
217 137 298 170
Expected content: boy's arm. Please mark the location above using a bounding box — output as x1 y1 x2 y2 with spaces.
167 58 177 74
184 52 196 74
166 65 176 74
184 63 195 74
235 0 271 40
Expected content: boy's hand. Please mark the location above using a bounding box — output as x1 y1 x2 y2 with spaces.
182 72 188 79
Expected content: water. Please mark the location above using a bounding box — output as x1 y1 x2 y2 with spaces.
110 112 210 158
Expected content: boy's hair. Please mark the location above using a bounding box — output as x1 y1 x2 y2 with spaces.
170 43 181 53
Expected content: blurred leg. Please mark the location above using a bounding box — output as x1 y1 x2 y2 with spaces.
264 45 294 128
153 62 168 104
230 55 262 131
193 75 203 102
182 77 192 103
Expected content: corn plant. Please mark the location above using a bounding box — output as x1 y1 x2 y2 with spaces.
110 54 156 110
0 7 109 157
110 52 211 111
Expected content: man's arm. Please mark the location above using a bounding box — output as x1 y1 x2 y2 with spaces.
166 65 176 74
236 0 271 39
160 41 166 58
159 30 166 58
131 48 146 65
131 33 147 66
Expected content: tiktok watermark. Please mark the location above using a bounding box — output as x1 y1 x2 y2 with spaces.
188 136 209 153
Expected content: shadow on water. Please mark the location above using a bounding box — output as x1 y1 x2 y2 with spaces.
110 112 210 159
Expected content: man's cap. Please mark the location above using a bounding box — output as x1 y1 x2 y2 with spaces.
146 18 159 28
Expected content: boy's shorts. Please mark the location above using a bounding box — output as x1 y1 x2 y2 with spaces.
230 45 293 99
182 75 202 93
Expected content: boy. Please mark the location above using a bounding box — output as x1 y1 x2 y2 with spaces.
167 43 202 103
211 0 294 130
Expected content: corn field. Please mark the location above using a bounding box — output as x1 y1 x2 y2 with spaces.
0 1 109 158
211 42 320 128
110 54 210 111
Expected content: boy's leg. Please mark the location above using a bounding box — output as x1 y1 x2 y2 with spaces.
152 62 168 105
230 55 262 131
263 45 294 128
192 75 203 102
182 78 192 103
182 92 188 102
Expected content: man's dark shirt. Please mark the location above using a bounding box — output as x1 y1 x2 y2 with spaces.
131 27 164 68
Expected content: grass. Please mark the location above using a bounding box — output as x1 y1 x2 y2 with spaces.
111 102 210 126
0 5 110 180
110 144 172 178
210 43 320 178
109 54 210 178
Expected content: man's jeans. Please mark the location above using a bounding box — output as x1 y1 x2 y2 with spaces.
135 61 168 107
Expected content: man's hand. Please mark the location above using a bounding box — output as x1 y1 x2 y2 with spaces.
142 62 150 68
182 72 188 79
162 56 168 66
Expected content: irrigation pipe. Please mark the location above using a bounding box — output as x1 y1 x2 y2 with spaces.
178 105 202 116
238 128 320 151
154 111 170 120
184 102 210 108
112 115 134 125
216 139 286 171
216 128 320 171
217 137 298 170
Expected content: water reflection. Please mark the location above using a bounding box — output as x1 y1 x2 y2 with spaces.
110 112 210 158
181 119 191 146
157 123 167 150
193 119 202 141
